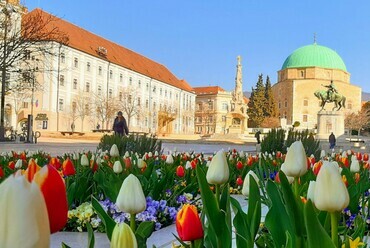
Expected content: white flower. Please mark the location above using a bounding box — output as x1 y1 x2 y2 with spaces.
113 161 123 173
320 150 326 158
137 159 146 169
165 155 174 164
307 181 316 203
281 141 307 177
80 154 89 166
110 222 137 248
242 171 259 197
148 152 153 158
350 157 360 173
154 151 159 157
206 150 229 185
116 174 146 214
110 144 120 157
239 151 245 158
124 151 130 158
185 161 192 169
15 159 23 169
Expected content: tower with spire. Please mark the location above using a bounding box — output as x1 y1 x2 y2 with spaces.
233 55 244 104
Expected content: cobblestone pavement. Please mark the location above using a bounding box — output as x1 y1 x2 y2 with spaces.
0 137 257 156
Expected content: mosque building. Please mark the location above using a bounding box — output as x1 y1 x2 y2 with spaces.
272 42 362 129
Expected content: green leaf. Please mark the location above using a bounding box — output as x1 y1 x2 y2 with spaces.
136 221 155 239
285 231 294 248
172 234 190 248
247 175 261 240
264 180 294 248
86 222 95 248
61 242 72 248
230 197 251 248
304 200 335 248
91 196 116 241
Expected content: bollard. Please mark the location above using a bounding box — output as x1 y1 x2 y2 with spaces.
34 131 41 144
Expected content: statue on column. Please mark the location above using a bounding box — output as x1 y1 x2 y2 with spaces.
314 80 346 111
233 55 243 103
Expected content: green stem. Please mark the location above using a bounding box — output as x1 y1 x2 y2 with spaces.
294 177 299 198
130 213 136 232
331 212 338 247
215 184 220 208
190 240 195 248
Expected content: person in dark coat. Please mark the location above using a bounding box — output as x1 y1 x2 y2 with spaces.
113 111 129 136
255 130 261 144
329 132 336 149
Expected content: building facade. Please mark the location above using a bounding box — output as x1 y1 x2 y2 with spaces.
194 56 248 135
272 43 362 129
3 6 195 135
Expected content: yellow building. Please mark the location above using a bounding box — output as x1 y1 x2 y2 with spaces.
194 56 248 135
272 43 361 129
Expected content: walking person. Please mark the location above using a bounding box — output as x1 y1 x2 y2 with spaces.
113 111 129 136
329 132 336 150
255 130 261 144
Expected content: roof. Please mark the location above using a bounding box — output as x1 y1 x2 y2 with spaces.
193 86 226 95
24 8 194 93
281 43 347 72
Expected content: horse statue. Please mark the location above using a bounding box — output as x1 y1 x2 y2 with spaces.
314 90 346 111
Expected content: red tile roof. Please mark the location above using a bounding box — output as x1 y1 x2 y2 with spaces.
193 86 226 95
24 8 194 93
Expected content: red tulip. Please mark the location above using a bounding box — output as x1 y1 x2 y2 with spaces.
276 151 282 158
236 161 243 170
342 157 349 168
33 165 68 233
20 152 27 161
357 152 362 161
90 160 98 173
8 161 15 170
24 159 41 182
50 157 61 170
124 158 131 169
62 158 76 176
236 176 243 186
247 156 253 166
176 166 185 177
176 204 203 241
191 160 197 169
364 153 369 162
313 161 323 176
0 167 4 178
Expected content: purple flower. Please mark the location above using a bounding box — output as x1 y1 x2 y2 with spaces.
177 195 187 204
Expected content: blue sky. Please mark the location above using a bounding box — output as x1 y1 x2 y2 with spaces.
26 0 370 93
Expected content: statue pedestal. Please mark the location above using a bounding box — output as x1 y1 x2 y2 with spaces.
316 111 344 139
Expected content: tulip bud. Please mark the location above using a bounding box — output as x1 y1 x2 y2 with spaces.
33 165 68 233
176 166 185 177
281 141 307 177
96 156 102 165
350 157 360 173
62 158 76 176
113 161 123 173
110 144 120 157
80 154 89 166
185 161 192 169
307 181 316 203
176 204 204 241
0 176 50 247
137 159 146 169
165 155 174 164
15 159 23 169
116 174 146 214
148 152 153 158
24 159 41 182
314 161 349 212
206 150 229 185
154 151 159 157
73 153 79 161
124 151 130 158
110 222 137 248
242 170 259 196
320 150 326 158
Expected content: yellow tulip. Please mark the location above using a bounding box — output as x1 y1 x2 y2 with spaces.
206 150 229 185
314 161 349 212
0 175 50 248
281 141 307 177
110 222 137 248
116 174 146 214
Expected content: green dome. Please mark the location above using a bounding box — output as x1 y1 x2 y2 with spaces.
281 44 347 71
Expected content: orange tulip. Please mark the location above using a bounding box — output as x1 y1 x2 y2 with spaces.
364 153 369 162
342 157 349 167
33 165 68 233
62 158 76 176
313 161 323 176
124 158 132 169
176 166 185 177
24 159 41 182
50 157 61 170
176 204 203 241
8 161 15 170
90 160 98 173
355 173 360 184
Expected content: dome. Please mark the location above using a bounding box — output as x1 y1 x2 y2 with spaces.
281 44 347 71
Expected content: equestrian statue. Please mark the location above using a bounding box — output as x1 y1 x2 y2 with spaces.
314 81 346 111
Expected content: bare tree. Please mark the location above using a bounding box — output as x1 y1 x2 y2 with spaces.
73 93 90 132
120 86 143 127
94 93 119 130
0 3 68 139
345 109 369 137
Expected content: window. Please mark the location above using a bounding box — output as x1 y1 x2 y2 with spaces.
98 66 102 76
222 102 228 111
72 102 77 112
208 100 214 110
59 75 64 86
109 70 113 79
97 85 102 96
165 90 167 97
303 99 308 106
60 53 65 63
109 89 113 98
300 70 305 78
138 80 141 88
74 58 78 68
119 92 122 101
197 103 202 111
153 102 156 111
278 102 281 109
85 82 90 92
146 83 149 91
160 88 162 96
303 115 308 122
145 100 149 108
58 99 64 111
22 102 29 108
284 101 287 107
87 62 91 72
170 92 172 99
24 50 31 60
129 77 132 85
73 79 78 89
137 97 141 106
85 104 89 114
120 74 123 82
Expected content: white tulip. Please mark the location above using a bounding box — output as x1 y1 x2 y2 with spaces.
281 141 307 177
148 152 153 158
113 161 123 173
239 151 245 158
154 151 159 157
80 154 89 166
350 157 360 173
320 150 326 158
110 144 120 157
242 171 259 197
137 159 147 169
124 151 130 158
314 161 349 212
110 222 137 248
165 155 174 164
96 157 102 165
279 163 295 184
206 150 229 185
73 153 79 161
185 161 192 169
0 176 50 248
307 181 316 203
116 174 146 214
342 151 347 158
15 159 23 169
